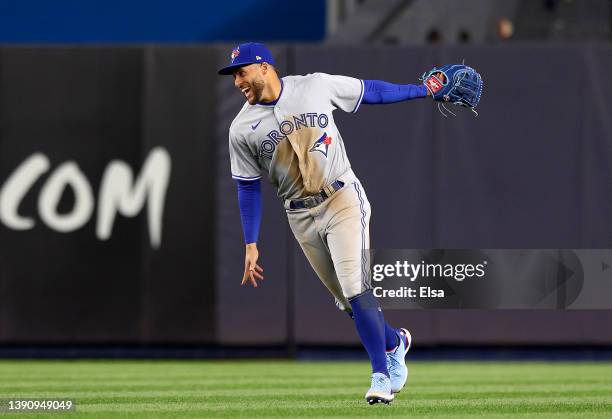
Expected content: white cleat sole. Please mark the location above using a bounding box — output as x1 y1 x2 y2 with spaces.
366 392 394 405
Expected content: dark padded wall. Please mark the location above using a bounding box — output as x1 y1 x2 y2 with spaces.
0 47 217 343
139 47 218 343
0 48 144 342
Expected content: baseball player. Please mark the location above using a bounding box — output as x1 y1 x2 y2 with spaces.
219 42 444 404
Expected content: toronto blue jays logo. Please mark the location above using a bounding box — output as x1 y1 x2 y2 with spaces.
309 132 332 157
231 47 240 63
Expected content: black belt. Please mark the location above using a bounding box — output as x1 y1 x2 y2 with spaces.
289 180 345 209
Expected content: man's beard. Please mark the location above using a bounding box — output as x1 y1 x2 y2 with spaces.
250 78 265 104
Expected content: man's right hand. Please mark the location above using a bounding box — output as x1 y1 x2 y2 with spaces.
242 243 264 287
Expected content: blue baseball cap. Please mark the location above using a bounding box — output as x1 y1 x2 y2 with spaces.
218 42 276 75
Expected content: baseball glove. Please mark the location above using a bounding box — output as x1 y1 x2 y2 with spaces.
421 64 483 116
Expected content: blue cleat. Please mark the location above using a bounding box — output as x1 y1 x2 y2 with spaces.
365 372 394 404
386 328 412 393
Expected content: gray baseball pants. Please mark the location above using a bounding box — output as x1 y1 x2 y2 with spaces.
285 169 371 310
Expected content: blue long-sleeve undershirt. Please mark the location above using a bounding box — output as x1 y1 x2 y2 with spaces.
362 79 428 104
236 179 262 244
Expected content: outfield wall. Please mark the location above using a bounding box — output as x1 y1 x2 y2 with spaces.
0 44 611 347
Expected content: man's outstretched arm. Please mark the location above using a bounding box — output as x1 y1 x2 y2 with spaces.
236 179 264 287
361 79 431 104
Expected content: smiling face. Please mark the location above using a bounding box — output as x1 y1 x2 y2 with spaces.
233 63 267 105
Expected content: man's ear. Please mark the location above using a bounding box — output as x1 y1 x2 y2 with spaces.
261 62 269 75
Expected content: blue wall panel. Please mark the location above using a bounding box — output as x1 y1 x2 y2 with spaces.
0 0 325 43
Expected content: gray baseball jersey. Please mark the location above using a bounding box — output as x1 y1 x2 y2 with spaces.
229 73 364 199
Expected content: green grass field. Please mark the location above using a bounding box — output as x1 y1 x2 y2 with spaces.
0 360 611 418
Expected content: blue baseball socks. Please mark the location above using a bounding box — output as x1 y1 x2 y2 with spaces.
349 290 397 377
